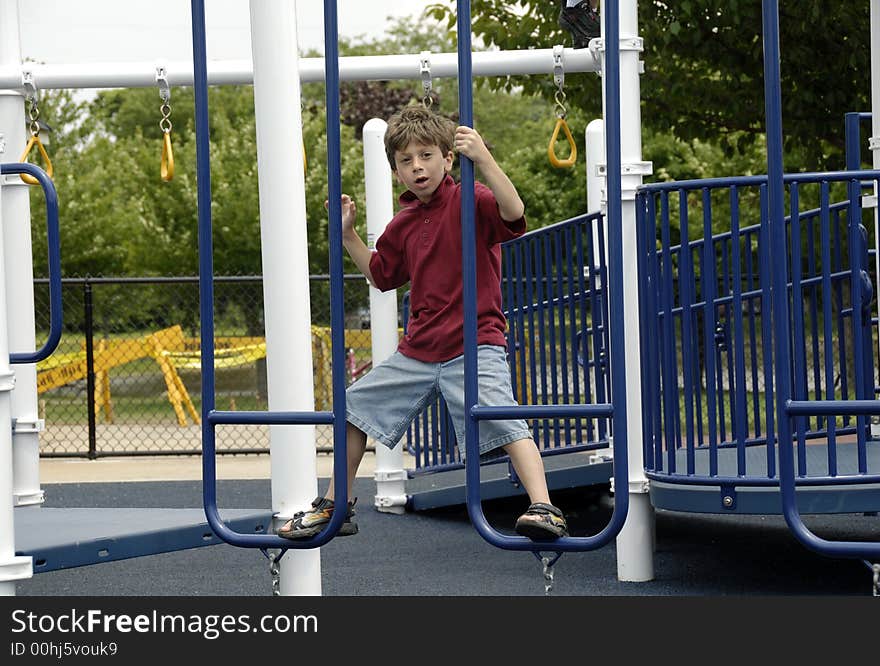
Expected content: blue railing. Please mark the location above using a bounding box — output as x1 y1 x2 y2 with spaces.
191 0 349 549
457 0 628 553
0 162 62 364
406 212 613 474
638 171 879 486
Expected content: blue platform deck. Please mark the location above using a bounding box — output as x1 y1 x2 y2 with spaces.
405 448 613 510
14 506 273 573
649 440 880 514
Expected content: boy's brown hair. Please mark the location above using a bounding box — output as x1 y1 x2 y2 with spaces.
384 105 456 169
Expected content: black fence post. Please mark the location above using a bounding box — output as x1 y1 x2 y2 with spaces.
84 278 97 459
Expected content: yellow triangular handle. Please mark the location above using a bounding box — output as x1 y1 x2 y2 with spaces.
161 132 174 181
548 117 577 168
19 135 54 185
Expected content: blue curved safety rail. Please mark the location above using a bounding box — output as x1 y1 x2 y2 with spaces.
761 1 880 561
638 171 879 488
638 176 880 554
190 0 349 549
457 0 628 552
0 162 62 364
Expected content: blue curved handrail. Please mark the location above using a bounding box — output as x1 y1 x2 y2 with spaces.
764 1 877 560
190 0 348 549
0 162 62 364
457 0 629 552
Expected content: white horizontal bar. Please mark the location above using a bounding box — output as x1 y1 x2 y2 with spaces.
0 47 599 91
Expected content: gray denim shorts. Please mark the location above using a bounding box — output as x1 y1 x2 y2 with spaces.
345 345 531 461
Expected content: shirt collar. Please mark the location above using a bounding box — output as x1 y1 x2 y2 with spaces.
398 174 455 209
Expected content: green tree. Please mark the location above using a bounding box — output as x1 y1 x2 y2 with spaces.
428 0 870 172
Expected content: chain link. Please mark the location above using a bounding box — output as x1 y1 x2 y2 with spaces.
872 562 879 597
541 556 555 596
263 548 284 596
159 102 173 134
532 551 562 596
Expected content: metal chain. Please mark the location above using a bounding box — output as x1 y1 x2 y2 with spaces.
261 547 287 596
552 44 567 119
23 73 41 137
541 556 555 596
872 562 879 597
27 98 41 137
159 102 173 134
420 52 433 109
532 551 563 596
156 67 172 134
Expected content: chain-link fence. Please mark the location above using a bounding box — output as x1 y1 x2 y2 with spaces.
32 275 395 458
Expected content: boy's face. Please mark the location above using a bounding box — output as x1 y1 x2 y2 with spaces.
392 141 454 203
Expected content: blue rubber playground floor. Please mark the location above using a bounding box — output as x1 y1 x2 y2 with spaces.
13 476 880 596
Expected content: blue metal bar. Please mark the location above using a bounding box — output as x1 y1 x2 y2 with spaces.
819 183 837 476
700 188 719 474
729 186 748 475
458 0 627 551
790 184 808 475
1 163 62 364
190 0 346 549
762 0 880 559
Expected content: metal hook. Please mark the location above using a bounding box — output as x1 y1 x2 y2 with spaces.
420 51 433 108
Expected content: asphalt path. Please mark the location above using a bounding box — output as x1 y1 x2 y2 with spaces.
14 478 880 597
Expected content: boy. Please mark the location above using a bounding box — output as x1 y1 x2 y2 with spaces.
277 106 568 541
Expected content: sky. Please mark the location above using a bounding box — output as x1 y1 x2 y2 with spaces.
16 0 444 64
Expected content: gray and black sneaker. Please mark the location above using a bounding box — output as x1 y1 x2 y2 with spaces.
276 496 358 539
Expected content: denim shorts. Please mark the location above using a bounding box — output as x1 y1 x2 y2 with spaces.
345 345 532 461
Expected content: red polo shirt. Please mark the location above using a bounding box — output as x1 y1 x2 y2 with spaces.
369 175 526 362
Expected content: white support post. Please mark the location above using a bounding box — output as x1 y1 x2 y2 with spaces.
0 179 34 596
600 0 655 582
249 0 321 596
1 0 44 509
362 118 406 514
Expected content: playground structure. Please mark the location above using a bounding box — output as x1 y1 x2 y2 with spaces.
34 323 375 430
2 0 880 597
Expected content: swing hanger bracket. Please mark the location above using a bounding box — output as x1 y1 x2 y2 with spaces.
419 51 433 108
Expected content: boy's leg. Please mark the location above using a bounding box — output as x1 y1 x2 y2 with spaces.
324 421 368 502
276 422 366 539
504 437 568 539
502 437 551 505
438 346 568 540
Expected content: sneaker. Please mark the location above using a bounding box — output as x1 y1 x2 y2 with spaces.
558 1 601 49
515 502 568 540
276 496 359 539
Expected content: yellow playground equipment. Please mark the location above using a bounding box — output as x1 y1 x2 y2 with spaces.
36 325 377 426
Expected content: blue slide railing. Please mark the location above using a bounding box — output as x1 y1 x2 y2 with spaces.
0 162 62 364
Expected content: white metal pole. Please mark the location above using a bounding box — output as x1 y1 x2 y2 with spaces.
0 47 600 91
249 0 320 596
0 180 34 596
362 118 406 514
0 0 43 508
603 0 655 582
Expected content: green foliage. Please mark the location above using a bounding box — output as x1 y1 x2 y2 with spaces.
25 4 860 297
428 0 871 171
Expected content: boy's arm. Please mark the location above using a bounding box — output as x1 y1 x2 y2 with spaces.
454 125 525 222
327 195 377 285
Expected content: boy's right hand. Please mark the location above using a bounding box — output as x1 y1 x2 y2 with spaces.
324 194 358 236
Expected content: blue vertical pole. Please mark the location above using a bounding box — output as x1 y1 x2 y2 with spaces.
457 0 483 514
